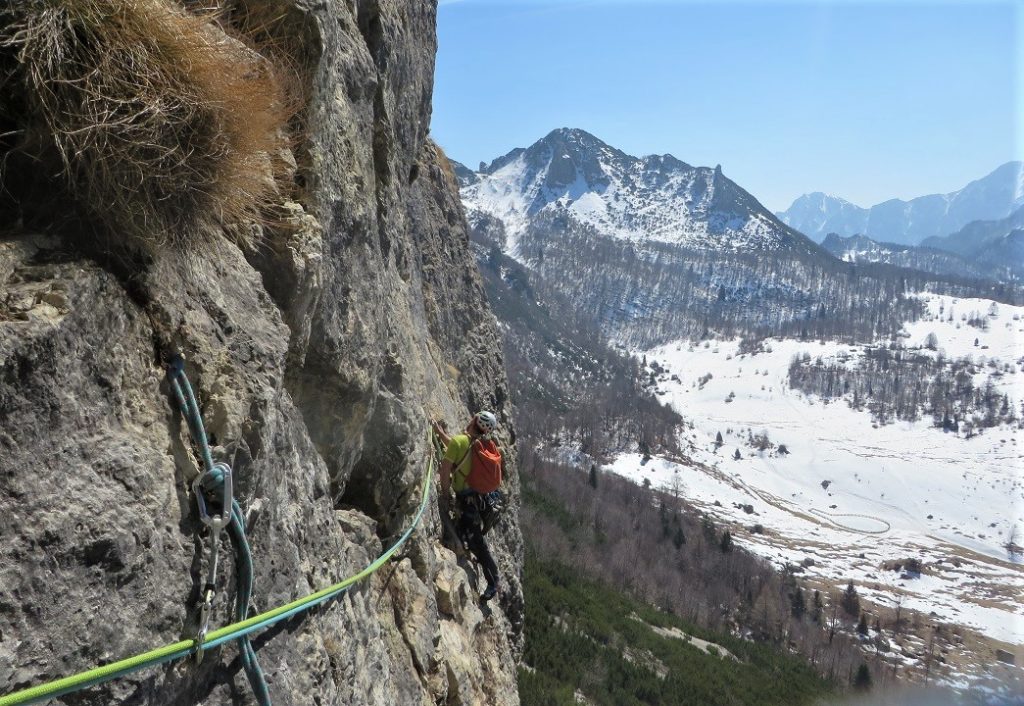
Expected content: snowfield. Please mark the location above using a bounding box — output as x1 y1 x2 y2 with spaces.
607 294 1024 649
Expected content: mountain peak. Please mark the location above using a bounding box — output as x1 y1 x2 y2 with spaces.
544 126 600 142
538 127 629 162
791 192 860 207
461 129 816 256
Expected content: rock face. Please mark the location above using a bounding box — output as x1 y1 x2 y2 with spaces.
0 2 523 705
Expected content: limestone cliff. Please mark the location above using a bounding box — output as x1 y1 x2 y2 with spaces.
0 1 523 704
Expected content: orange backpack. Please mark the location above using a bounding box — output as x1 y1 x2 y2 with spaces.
464 438 502 493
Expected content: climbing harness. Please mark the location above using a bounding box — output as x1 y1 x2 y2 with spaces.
0 414 438 706
166 355 270 703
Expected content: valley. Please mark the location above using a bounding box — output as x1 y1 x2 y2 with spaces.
461 127 1023 699
603 293 1023 692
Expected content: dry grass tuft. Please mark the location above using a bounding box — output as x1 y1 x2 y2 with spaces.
0 0 291 248
434 144 458 187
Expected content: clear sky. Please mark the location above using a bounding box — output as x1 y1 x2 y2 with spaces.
431 0 1020 212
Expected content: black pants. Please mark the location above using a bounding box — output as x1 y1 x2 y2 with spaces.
457 493 499 590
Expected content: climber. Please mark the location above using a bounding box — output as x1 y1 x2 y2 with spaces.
432 411 503 602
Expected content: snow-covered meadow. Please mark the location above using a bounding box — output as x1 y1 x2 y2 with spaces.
607 294 1024 646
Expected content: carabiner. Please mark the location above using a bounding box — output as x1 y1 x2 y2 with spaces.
192 462 233 661
195 585 215 664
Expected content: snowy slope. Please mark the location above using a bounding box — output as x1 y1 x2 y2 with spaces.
461 128 817 257
608 293 1024 646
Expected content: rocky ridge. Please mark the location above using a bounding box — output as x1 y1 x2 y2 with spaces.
0 2 522 705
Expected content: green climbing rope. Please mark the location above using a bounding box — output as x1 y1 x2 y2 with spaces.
0 431 437 706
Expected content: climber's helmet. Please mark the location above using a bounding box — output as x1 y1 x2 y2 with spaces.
473 411 498 435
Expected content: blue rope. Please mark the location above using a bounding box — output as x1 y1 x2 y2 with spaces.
167 357 271 705
167 356 215 473
228 500 271 706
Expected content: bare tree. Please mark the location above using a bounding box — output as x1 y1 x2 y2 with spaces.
828 595 841 645
892 595 905 636
923 627 938 685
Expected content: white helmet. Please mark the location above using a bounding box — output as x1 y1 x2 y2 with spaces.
474 411 498 434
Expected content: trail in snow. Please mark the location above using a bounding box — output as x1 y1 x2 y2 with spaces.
806 509 892 534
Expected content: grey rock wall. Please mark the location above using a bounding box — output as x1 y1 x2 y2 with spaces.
0 1 522 704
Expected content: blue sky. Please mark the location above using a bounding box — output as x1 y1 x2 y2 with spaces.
431 0 1019 212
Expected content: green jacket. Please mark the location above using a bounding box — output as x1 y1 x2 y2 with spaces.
443 434 473 492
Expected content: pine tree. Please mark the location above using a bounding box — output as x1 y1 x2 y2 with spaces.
701 515 717 542
639 439 651 462
714 431 723 448
812 590 824 623
719 529 733 553
841 581 861 617
733 448 742 460
673 525 686 550
857 612 869 636
589 464 598 489
853 664 872 691
791 587 806 619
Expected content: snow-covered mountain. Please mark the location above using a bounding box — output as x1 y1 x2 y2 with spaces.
777 193 869 242
777 161 1024 246
921 205 1024 277
460 128 819 257
820 232 999 280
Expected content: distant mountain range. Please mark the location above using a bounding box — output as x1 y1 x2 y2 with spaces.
922 206 1024 269
816 205 1024 280
819 233 999 281
457 128 820 257
777 162 1024 246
